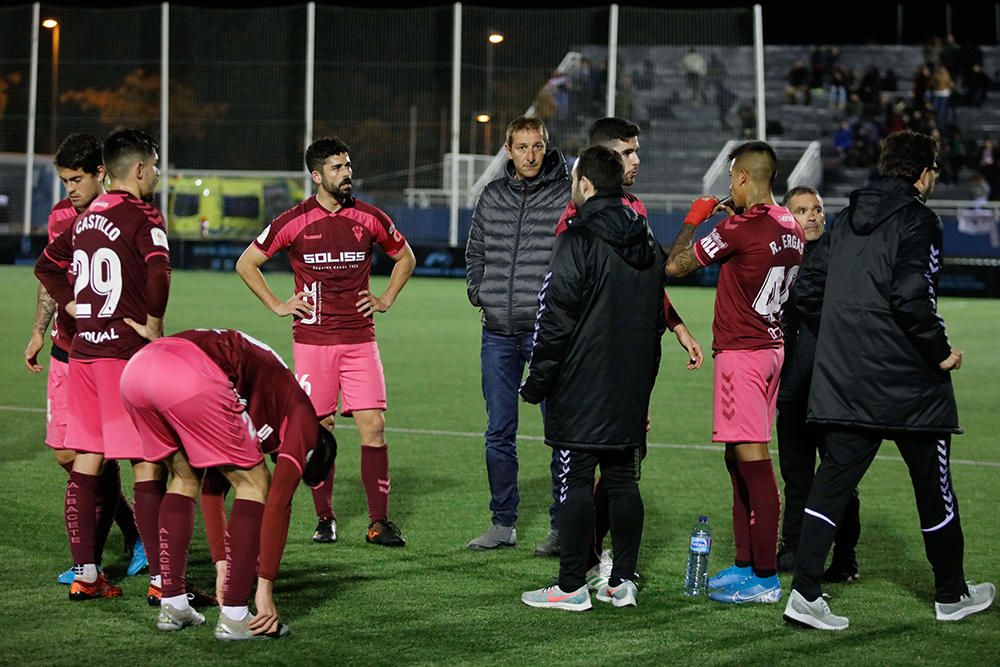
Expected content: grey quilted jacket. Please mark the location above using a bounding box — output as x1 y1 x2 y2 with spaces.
465 149 571 335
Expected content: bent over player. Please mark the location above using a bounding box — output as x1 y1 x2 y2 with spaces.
120 328 336 639
236 136 415 546
35 129 170 601
24 133 145 584
666 141 804 605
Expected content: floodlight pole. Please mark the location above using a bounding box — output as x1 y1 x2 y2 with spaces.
23 3 40 237
753 4 766 141
161 2 169 223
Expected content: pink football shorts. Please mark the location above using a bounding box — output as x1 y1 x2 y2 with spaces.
66 358 144 459
45 356 70 449
120 338 263 469
712 347 784 444
293 341 387 418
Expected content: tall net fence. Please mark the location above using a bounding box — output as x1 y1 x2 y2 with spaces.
0 4 757 243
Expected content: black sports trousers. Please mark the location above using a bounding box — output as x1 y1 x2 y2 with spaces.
558 448 643 592
792 428 966 603
776 402 860 560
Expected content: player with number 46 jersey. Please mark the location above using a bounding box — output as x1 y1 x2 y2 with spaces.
666 141 803 606
35 129 170 603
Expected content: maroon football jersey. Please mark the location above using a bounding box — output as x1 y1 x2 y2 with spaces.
693 204 805 352
40 190 170 360
254 196 407 346
47 198 79 353
171 328 318 469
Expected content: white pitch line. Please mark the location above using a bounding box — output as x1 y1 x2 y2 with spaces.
4 405 998 468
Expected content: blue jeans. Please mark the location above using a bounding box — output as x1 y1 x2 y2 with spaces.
481 329 560 528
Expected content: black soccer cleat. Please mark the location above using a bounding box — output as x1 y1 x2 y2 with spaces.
312 517 337 543
823 558 860 584
366 519 406 547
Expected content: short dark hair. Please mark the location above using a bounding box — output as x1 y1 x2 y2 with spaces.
588 117 640 146
505 115 548 147
576 145 624 193
877 130 938 182
781 185 820 207
54 133 103 175
103 129 158 180
728 140 778 186
306 136 351 173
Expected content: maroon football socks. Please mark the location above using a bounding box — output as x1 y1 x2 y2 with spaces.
361 445 390 523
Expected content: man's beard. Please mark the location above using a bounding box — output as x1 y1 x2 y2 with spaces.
322 178 352 202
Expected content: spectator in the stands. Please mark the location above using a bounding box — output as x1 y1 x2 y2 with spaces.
828 67 848 110
931 66 955 126
965 63 990 107
682 47 708 105
923 35 943 68
880 69 898 93
833 121 852 158
913 64 932 105
787 60 811 105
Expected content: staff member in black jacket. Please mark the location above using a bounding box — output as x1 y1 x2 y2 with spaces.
784 130 995 631
519 145 666 611
775 186 861 581
465 116 572 554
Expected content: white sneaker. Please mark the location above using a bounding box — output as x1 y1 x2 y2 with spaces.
521 584 592 611
596 580 638 607
783 589 849 630
586 550 613 591
935 582 996 621
157 603 206 632
215 611 290 640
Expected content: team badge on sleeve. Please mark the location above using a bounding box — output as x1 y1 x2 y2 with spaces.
151 227 169 249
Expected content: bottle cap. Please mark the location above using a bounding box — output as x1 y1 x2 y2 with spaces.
698 515 708 522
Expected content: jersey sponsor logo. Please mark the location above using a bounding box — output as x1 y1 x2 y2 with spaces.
74 213 120 241
768 233 804 255
78 328 120 344
352 225 364 242
150 227 169 250
699 230 727 259
256 225 271 244
302 251 366 264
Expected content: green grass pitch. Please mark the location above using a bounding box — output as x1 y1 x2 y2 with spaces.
0 265 997 665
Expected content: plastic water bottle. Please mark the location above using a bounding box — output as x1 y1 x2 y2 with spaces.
683 515 712 596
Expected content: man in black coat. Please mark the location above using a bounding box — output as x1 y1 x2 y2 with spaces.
784 130 996 630
775 186 861 581
519 145 666 611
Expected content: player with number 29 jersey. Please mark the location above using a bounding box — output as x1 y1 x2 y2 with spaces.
693 204 804 352
38 190 171 361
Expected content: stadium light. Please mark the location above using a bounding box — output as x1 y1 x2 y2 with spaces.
42 19 61 155
488 31 504 44
475 114 491 123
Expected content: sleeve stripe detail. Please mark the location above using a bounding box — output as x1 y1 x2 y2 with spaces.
43 247 71 269
144 250 169 262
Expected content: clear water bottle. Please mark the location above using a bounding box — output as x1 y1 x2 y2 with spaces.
683 515 712 596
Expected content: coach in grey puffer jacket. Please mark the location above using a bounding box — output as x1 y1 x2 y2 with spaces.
463 116 571 553
466 148 571 334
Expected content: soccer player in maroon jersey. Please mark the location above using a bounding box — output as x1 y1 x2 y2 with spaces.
34 129 171 602
23 134 145 584
666 141 804 604
236 136 415 547
120 329 336 638
555 117 704 590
